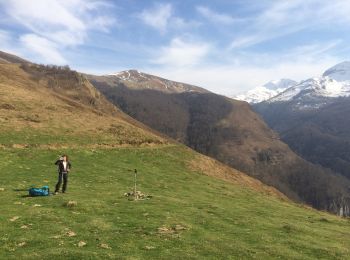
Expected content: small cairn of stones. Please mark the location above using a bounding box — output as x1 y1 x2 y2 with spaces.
124 190 152 201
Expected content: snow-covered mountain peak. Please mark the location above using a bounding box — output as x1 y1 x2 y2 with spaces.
104 70 209 93
263 79 298 90
323 61 350 82
234 79 297 103
268 76 350 107
108 69 146 80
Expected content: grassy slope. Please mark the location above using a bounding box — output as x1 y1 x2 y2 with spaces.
1 62 350 259
0 144 350 259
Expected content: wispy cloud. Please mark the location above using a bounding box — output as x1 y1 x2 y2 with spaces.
230 0 350 49
20 34 66 64
138 3 172 33
196 6 236 24
285 40 343 62
138 3 199 33
153 37 210 67
0 0 116 63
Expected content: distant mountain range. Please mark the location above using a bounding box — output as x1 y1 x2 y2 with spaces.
252 62 350 191
87 69 350 216
237 61 350 106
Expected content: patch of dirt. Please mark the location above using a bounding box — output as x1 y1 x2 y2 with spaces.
157 226 174 234
157 224 187 235
11 144 28 149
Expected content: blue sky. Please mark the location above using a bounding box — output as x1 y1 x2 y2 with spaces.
1 0 350 95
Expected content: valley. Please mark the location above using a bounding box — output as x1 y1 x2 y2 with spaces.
88 70 350 216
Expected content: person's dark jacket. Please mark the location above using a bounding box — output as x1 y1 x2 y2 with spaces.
55 160 72 173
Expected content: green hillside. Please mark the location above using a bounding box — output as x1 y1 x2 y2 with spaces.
1 143 350 259
0 61 350 259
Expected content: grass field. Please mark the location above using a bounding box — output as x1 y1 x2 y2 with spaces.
1 144 350 259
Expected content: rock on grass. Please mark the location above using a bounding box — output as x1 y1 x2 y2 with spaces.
100 243 111 249
9 216 20 222
17 242 26 247
66 231 76 237
78 241 87 247
65 201 78 208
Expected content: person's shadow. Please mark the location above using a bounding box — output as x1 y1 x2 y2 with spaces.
13 188 31 198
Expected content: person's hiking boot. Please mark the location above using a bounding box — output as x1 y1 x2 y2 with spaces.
54 192 59 195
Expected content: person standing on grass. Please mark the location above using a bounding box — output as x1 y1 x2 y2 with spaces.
54 155 72 194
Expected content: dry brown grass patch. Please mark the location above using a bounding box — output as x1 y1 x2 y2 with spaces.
189 152 288 200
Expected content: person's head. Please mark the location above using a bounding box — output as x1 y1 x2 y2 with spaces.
62 155 68 161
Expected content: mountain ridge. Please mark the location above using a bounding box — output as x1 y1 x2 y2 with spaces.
93 69 209 94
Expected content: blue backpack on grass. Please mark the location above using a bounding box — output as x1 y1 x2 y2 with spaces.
29 186 50 196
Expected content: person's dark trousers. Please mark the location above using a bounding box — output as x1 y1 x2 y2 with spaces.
55 172 68 193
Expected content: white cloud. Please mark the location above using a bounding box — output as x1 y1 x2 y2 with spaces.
138 3 172 33
0 0 115 63
149 59 340 96
20 34 66 64
196 6 235 24
5 0 86 46
147 40 342 96
138 3 199 33
153 38 210 67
